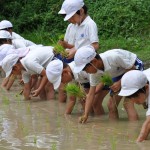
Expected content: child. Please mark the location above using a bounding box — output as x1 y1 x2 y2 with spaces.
73 45 144 123
0 20 24 40
46 60 106 115
60 0 99 59
118 69 150 142
1 46 55 100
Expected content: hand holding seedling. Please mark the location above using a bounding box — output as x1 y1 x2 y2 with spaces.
79 115 88 124
66 48 76 59
31 89 40 97
110 80 121 92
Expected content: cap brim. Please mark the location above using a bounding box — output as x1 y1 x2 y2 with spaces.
6 69 12 78
73 64 86 73
53 76 61 90
58 9 66 14
118 89 139 97
64 11 77 21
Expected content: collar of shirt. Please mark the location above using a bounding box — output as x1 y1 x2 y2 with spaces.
78 15 90 26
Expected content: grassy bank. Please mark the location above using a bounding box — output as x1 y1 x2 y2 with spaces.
22 31 150 67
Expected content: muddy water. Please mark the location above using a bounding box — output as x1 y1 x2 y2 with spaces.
0 80 150 150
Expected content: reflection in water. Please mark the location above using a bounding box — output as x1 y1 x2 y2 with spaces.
0 83 149 150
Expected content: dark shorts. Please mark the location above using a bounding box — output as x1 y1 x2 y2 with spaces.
81 82 90 89
55 54 74 63
110 57 144 95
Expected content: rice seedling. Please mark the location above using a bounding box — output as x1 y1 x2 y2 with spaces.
58 34 65 41
33 136 37 144
26 103 31 114
2 96 10 105
51 143 57 150
110 136 117 150
65 83 86 99
53 43 68 58
100 73 113 86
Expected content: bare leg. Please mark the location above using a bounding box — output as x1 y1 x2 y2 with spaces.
45 82 55 100
5 74 16 90
58 83 67 103
1 77 9 88
93 90 108 115
65 95 76 114
107 95 122 120
123 97 139 121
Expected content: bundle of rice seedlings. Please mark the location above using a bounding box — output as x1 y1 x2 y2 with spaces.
100 73 113 86
53 44 68 58
58 34 65 41
65 83 86 99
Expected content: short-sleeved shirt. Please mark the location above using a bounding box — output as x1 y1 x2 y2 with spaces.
68 61 89 84
64 23 77 45
20 46 54 83
74 16 99 49
143 68 150 116
12 39 36 49
90 49 137 86
0 44 14 66
12 32 24 40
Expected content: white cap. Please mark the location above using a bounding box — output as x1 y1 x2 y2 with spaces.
118 70 148 97
0 20 13 30
63 0 84 21
46 59 63 90
1 54 19 77
0 30 12 39
7 47 30 57
74 45 96 73
58 2 66 14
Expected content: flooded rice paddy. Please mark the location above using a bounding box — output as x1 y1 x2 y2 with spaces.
0 79 150 150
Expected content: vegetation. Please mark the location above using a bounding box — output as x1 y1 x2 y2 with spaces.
65 83 86 99
100 73 113 86
0 0 150 61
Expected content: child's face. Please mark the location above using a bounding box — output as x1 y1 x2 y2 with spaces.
61 70 73 84
131 93 147 105
68 13 81 24
12 64 22 75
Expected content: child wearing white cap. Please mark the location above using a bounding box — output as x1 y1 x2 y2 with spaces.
74 45 144 123
59 0 99 60
46 60 106 115
1 46 55 100
0 20 24 40
119 69 150 142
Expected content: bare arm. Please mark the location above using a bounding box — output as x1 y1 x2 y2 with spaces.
32 69 48 97
91 42 99 51
79 86 96 123
23 82 31 100
137 116 150 142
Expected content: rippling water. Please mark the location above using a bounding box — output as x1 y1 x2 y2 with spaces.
0 80 149 150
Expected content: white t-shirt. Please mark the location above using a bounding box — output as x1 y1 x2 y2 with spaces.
12 39 36 49
20 46 54 83
74 16 99 49
0 44 14 66
90 49 137 86
143 68 150 116
68 61 89 84
12 32 24 40
64 23 77 45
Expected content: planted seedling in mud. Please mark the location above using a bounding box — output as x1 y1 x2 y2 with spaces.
58 34 65 41
65 83 86 100
26 103 31 114
15 94 22 104
100 73 113 86
2 96 10 105
110 136 117 150
33 136 37 144
53 44 68 58
51 142 57 150
19 122 29 136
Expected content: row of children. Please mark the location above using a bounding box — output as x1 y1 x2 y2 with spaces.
0 0 149 142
